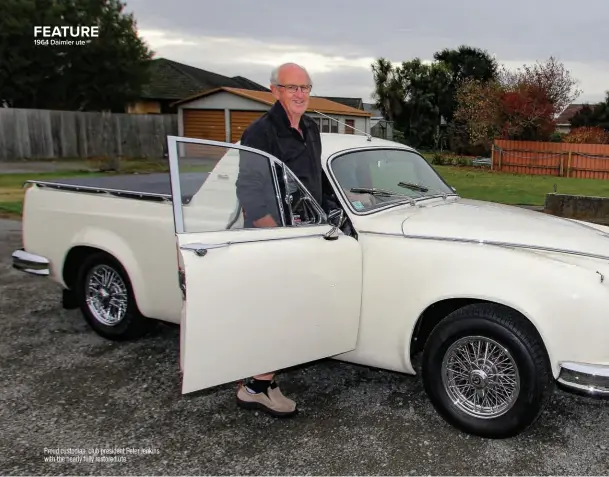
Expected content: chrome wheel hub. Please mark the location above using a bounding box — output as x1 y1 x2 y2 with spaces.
441 336 520 419
85 264 128 326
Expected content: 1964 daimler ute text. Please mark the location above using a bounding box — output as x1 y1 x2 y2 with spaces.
12 133 609 438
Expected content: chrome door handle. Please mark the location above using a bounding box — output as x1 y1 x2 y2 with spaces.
180 242 229 256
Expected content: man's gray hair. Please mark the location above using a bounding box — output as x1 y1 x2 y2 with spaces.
270 63 312 85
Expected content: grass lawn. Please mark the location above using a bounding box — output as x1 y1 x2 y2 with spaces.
0 170 109 219
1 159 608 220
435 166 609 206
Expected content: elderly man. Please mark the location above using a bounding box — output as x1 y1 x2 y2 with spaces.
234 63 322 418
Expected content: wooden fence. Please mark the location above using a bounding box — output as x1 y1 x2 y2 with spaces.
492 139 609 180
0 108 178 161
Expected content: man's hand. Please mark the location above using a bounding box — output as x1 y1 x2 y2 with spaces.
253 214 278 227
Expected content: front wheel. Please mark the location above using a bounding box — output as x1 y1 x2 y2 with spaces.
421 303 554 439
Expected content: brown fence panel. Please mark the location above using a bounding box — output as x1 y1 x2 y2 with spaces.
0 108 178 161
493 139 609 180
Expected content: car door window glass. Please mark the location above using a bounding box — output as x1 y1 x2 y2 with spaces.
172 140 285 233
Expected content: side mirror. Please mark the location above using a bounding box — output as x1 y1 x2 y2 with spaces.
324 208 344 241
327 208 344 226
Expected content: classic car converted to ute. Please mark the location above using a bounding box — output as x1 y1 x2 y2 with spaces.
12 132 609 439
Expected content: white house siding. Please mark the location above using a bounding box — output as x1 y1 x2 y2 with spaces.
305 113 369 136
180 92 270 111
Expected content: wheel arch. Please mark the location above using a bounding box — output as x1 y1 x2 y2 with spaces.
409 297 551 372
61 231 149 318
63 245 108 289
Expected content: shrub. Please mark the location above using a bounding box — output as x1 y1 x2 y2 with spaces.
563 126 609 144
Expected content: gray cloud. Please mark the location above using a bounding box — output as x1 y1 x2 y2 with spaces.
124 0 609 104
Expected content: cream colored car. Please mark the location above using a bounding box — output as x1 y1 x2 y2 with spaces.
12 133 609 439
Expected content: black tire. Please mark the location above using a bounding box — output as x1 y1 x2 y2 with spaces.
421 302 554 439
74 251 156 341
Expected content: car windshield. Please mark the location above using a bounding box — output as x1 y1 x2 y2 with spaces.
329 147 456 213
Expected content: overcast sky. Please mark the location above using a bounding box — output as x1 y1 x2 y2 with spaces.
124 0 608 107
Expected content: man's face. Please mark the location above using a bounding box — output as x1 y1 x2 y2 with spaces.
271 66 312 118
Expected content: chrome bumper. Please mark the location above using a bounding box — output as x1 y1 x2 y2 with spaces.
557 362 609 397
11 249 50 276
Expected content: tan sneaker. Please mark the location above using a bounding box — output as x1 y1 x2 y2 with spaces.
236 381 297 417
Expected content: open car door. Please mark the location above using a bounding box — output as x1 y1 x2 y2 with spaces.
167 136 363 394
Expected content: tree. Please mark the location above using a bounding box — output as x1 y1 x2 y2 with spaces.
371 45 499 149
500 83 555 140
453 78 504 148
371 57 451 148
371 57 405 123
570 91 609 130
499 57 582 117
454 57 580 150
433 45 499 122
0 0 154 111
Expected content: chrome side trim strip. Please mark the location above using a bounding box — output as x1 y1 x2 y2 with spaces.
11 249 50 276
180 242 229 251
179 231 333 252
359 230 609 262
359 230 403 237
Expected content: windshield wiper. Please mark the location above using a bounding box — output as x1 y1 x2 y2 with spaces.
397 181 429 192
397 181 456 200
350 187 415 206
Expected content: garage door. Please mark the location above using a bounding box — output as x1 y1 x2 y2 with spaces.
183 109 226 141
182 109 226 160
230 111 265 143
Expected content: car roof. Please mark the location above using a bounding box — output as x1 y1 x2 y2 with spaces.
232 133 416 163
318 133 416 161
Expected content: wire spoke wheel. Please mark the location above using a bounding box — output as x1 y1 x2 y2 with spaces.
85 264 129 326
441 336 520 419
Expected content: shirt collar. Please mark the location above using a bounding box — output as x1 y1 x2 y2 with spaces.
269 100 308 136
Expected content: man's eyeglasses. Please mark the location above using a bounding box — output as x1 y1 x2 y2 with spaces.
277 84 312 94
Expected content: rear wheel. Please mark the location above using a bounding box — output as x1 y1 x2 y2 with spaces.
421 303 554 438
74 252 155 340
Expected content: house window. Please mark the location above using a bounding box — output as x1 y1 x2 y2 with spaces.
330 119 338 133
321 118 330 133
345 119 355 134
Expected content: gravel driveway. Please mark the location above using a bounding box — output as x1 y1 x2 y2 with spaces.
1 217 608 475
